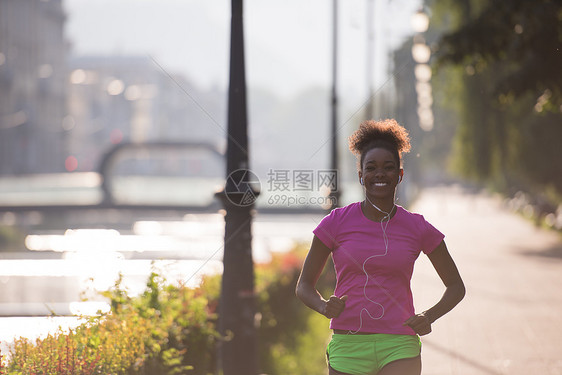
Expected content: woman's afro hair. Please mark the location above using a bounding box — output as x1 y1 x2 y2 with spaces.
348 119 411 159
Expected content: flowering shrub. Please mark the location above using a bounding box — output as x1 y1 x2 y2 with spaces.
2 243 334 375
4 273 217 375
256 244 336 375
0 350 6 374
4 307 154 374
99 272 219 375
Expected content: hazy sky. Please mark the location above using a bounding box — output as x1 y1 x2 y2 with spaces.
64 0 421 99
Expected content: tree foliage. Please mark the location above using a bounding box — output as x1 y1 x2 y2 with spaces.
435 0 562 109
422 0 562 209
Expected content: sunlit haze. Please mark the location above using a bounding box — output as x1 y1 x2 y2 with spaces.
64 0 422 99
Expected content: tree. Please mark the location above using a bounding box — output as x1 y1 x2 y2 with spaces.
435 0 562 110
418 0 562 207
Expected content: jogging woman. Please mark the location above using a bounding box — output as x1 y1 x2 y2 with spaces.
296 119 465 375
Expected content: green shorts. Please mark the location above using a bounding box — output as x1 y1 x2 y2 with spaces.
326 333 421 375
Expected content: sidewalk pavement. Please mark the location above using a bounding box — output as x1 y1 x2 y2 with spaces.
410 185 562 375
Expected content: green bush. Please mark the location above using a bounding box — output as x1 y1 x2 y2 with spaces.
5 309 148 374
1 243 335 375
256 244 335 375
0 225 25 251
100 272 219 375
3 273 218 375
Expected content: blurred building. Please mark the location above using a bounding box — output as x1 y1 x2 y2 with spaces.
66 55 225 174
0 0 67 175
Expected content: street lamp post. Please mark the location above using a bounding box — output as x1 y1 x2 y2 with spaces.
330 0 340 209
411 8 433 131
365 0 375 120
215 0 258 374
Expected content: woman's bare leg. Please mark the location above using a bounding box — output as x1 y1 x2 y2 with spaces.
329 364 353 375
377 355 421 375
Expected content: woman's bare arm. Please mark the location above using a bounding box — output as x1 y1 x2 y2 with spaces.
404 240 465 335
295 235 346 318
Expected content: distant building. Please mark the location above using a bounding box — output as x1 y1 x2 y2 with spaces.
0 0 67 174
66 55 225 175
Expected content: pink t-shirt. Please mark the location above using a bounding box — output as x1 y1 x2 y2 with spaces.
313 202 444 335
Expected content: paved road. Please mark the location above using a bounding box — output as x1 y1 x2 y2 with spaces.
410 186 562 375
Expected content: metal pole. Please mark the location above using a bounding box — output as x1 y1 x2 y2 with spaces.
215 0 258 373
365 0 375 120
330 0 340 209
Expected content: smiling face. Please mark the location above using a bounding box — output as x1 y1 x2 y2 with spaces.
359 147 403 202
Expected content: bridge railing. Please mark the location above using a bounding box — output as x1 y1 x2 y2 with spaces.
0 142 330 215
0 141 224 213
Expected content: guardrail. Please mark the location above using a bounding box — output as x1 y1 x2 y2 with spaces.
99 141 224 205
0 142 328 215
0 141 223 213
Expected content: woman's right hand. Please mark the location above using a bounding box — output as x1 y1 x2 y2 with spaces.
323 295 348 318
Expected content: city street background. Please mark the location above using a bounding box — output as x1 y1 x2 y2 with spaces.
1 0 561 373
